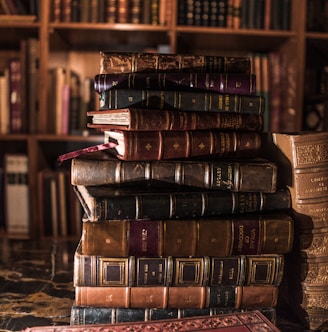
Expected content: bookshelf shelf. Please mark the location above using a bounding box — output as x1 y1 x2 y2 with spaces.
0 0 320 239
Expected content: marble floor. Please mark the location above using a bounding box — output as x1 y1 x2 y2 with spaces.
0 238 79 332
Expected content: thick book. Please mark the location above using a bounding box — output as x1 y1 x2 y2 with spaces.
99 51 252 74
70 305 277 325
87 108 263 132
80 212 294 257
99 89 264 114
93 72 257 95
4 153 29 237
102 130 261 160
24 310 281 331
71 153 277 193
73 184 291 222
263 131 328 229
74 240 284 287
74 284 279 309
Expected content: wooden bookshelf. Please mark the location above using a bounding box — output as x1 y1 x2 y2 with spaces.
0 0 322 238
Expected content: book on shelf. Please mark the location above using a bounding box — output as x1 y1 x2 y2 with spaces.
38 168 82 237
70 305 277 325
99 51 252 74
4 153 29 237
24 310 281 331
80 212 294 257
74 241 285 287
93 72 257 95
74 284 279 309
70 152 277 192
102 130 261 161
99 89 265 113
87 108 263 132
73 183 291 222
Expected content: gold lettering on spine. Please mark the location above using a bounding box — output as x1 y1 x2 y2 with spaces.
237 225 245 253
141 228 148 253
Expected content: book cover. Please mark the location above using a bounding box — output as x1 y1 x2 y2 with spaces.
4 153 29 237
99 89 264 114
102 130 261 161
87 108 263 132
93 72 257 95
79 212 294 257
70 153 277 192
24 310 281 331
73 184 291 222
74 285 279 309
99 51 252 74
74 240 285 287
70 305 277 325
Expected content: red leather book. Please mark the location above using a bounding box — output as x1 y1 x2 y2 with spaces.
23 310 281 331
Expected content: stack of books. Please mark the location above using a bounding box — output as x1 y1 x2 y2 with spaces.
262 131 328 331
60 51 295 327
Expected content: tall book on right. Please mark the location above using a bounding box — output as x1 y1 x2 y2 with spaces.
262 131 328 331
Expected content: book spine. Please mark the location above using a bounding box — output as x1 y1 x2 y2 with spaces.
107 130 261 160
99 52 251 74
8 58 23 133
80 213 294 256
74 285 278 309
94 73 257 95
70 305 277 325
25 310 281 332
77 186 291 221
71 159 277 193
99 89 264 114
74 253 284 287
88 110 263 132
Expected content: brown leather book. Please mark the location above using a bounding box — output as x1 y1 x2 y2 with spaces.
102 130 261 160
71 153 277 192
23 310 281 331
87 109 263 132
80 213 294 257
99 51 252 74
74 285 279 308
74 239 285 287
264 131 328 229
73 183 291 222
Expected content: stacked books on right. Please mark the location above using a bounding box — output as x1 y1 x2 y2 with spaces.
68 51 294 327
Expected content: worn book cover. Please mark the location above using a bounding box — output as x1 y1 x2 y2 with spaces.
79 212 294 257
73 183 291 222
71 152 278 192
24 310 280 331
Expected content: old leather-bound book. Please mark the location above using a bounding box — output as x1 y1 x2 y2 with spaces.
79 213 294 257
99 51 252 74
73 240 285 287
73 184 291 223
23 310 281 331
71 153 277 192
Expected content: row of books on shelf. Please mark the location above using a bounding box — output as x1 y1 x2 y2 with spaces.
51 0 171 25
306 0 328 32
0 0 39 19
177 0 291 30
0 38 39 135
